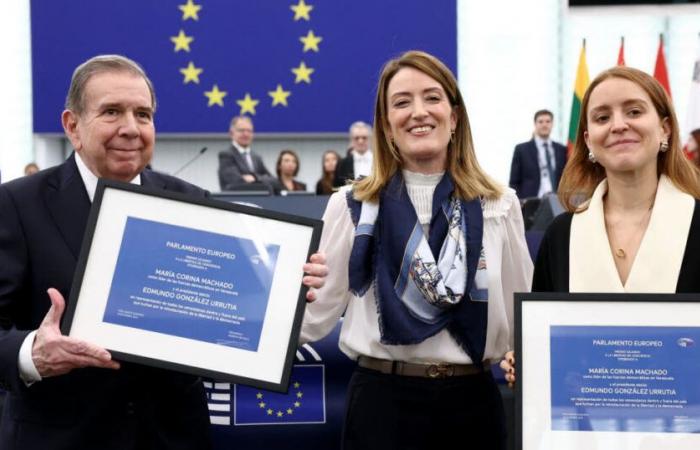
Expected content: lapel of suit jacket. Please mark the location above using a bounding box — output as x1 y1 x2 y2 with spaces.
624 175 693 292
528 139 539 163
231 145 253 173
570 176 693 292
45 154 92 261
140 169 166 190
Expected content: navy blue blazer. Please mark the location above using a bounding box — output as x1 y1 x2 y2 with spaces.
0 155 212 450
509 139 567 199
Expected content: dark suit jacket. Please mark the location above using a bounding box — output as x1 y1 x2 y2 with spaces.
509 139 567 199
217 145 280 192
0 155 211 450
332 153 354 188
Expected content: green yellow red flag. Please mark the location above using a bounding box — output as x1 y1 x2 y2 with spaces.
567 40 591 157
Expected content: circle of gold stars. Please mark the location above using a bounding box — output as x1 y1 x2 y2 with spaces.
170 0 322 115
255 381 304 419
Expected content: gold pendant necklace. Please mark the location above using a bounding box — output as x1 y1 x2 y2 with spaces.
610 203 654 260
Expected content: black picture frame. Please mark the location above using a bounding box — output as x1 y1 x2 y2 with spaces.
61 179 323 393
515 292 700 449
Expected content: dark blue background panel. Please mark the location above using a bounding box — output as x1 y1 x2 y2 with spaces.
31 0 457 133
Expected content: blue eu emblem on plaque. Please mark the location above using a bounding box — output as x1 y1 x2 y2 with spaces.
234 365 325 425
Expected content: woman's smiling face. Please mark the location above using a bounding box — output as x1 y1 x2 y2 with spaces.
385 67 456 174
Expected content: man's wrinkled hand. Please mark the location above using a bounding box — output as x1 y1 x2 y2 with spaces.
32 288 120 378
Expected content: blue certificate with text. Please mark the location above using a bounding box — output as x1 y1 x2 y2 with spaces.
550 325 700 433
103 217 280 352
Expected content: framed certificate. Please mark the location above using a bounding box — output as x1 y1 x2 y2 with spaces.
61 179 323 393
516 293 700 450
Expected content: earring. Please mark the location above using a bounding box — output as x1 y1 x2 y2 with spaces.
450 129 455 143
660 139 669 152
588 150 597 163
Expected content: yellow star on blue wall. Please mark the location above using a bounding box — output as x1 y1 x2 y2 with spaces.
300 30 322 52
204 85 227 106
237 93 260 115
179 0 202 21
171 30 194 52
180 62 203 83
268 85 291 107
290 0 313 21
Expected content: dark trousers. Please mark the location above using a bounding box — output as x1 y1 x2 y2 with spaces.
341 366 507 450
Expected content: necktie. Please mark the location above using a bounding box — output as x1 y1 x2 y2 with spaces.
244 151 255 172
543 142 556 189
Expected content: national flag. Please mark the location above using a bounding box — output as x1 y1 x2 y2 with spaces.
234 365 325 425
617 36 625 66
29 0 457 133
683 35 700 159
567 40 590 157
653 33 672 98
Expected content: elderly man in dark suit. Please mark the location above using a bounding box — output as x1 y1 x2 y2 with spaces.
0 55 327 450
333 121 373 188
217 116 281 193
508 109 567 199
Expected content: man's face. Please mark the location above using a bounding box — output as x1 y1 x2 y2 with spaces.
230 117 254 147
350 125 370 154
534 113 553 139
62 71 155 182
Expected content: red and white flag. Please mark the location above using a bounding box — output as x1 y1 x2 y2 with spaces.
653 34 672 98
617 36 625 66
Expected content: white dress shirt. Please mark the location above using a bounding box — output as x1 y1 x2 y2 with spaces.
18 153 141 384
352 150 373 178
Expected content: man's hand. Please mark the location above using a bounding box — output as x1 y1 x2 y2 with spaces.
32 288 120 378
302 252 328 302
242 174 256 183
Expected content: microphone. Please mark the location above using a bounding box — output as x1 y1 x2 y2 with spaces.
172 147 207 176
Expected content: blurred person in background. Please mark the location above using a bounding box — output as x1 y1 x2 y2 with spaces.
509 109 567 199
218 116 281 193
333 121 373 187
276 149 306 192
24 162 39 176
315 149 340 195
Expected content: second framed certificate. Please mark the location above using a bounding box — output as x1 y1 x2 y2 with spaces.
516 293 700 450
62 180 322 393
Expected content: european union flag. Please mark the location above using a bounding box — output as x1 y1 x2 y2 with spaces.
234 365 325 425
31 0 456 133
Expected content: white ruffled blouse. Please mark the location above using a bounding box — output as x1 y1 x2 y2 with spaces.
300 183 533 364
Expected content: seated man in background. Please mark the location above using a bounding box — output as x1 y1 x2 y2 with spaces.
508 109 567 199
217 115 281 193
333 121 373 187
